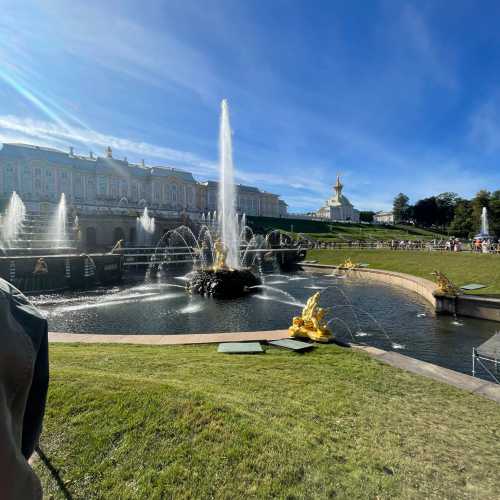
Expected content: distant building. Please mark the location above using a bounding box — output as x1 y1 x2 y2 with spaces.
373 210 394 224
199 180 282 217
0 142 288 248
278 199 288 217
0 143 286 218
315 175 360 222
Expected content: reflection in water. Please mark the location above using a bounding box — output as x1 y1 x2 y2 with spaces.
141 293 185 303
391 343 406 350
179 303 205 314
355 332 370 337
32 269 498 379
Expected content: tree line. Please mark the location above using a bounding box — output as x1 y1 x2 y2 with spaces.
391 190 500 237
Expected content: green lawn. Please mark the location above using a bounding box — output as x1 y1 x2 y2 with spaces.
35 344 500 499
307 249 500 295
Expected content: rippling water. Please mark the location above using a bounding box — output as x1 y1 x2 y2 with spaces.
31 268 498 380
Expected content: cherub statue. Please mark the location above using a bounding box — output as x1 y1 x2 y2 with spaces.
213 239 228 270
33 257 48 275
341 258 357 270
431 270 461 296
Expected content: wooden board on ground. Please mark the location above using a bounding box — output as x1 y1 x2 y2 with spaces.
218 342 264 354
268 339 314 351
460 283 486 290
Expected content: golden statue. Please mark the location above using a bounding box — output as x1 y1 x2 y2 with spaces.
432 270 461 296
213 239 228 270
33 257 48 275
289 292 332 343
340 258 356 270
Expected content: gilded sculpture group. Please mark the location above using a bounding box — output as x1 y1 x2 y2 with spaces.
213 239 228 270
289 291 333 343
212 238 333 342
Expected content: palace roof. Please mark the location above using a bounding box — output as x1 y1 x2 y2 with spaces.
0 143 195 182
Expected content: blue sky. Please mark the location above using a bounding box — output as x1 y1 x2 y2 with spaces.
1 0 499 212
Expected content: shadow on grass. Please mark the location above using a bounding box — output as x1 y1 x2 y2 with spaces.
35 446 73 500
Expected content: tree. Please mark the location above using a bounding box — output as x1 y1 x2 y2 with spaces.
435 192 459 229
393 193 410 223
489 190 500 237
449 199 474 238
413 197 439 227
359 211 375 223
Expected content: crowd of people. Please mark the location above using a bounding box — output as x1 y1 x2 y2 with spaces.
304 237 500 253
471 238 500 253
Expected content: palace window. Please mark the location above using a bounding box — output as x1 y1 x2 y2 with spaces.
98 176 107 196
120 179 128 197
44 169 55 193
131 182 138 201
74 174 83 198
4 165 16 193
87 177 96 200
34 168 42 193
22 166 32 194
188 186 195 206
154 183 161 202
208 190 215 207
60 171 70 194
110 178 119 198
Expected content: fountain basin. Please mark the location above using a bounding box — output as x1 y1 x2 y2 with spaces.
186 268 261 298
0 253 123 293
32 269 500 379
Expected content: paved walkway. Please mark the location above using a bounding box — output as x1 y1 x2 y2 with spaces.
48 330 289 345
49 330 500 403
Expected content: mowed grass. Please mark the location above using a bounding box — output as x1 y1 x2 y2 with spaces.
307 249 500 295
35 344 500 499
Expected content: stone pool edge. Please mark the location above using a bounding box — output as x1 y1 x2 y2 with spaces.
301 263 500 322
48 330 500 403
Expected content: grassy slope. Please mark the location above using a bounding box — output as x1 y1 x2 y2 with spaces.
247 216 445 242
307 249 500 295
35 344 500 499
301 225 444 242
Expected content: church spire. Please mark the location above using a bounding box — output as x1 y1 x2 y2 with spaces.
334 174 343 198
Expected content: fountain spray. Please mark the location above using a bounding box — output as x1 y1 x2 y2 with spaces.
218 99 240 269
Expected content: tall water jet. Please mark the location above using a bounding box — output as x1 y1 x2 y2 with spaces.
480 207 490 236
136 207 155 245
50 193 68 249
183 100 263 297
218 99 239 269
1 191 26 247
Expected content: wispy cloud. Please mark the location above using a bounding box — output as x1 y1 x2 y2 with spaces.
32 2 221 102
0 115 217 174
469 94 500 153
400 4 457 90
0 114 335 201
